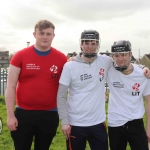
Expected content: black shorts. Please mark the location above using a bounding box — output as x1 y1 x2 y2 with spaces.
67 122 108 150
11 108 59 150
108 119 148 150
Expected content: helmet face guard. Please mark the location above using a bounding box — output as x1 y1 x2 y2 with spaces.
80 30 100 58
112 52 131 72
111 40 131 72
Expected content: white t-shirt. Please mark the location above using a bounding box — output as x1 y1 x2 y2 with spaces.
107 64 150 127
59 54 112 126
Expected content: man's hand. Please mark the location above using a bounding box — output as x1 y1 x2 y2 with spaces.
68 57 74 62
146 125 150 142
7 116 18 131
61 124 71 140
0 118 3 134
145 95 150 142
143 67 150 79
105 92 108 101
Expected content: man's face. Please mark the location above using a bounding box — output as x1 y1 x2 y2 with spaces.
112 52 132 66
33 27 55 50
81 40 98 53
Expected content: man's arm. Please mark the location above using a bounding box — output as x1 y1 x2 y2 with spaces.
143 67 150 78
145 94 150 141
135 64 150 78
57 84 70 140
5 64 20 131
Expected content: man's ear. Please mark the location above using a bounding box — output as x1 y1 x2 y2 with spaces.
80 45 83 51
130 52 132 60
52 33 55 40
33 32 36 38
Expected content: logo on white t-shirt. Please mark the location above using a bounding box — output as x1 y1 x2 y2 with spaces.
132 83 140 96
80 74 92 81
113 82 124 88
99 68 104 81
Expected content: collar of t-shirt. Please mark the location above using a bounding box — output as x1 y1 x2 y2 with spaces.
34 47 51 56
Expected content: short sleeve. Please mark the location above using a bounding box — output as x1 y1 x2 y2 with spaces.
10 50 23 68
59 62 71 86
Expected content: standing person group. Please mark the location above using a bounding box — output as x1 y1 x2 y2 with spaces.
5 19 150 150
57 30 150 150
5 20 67 150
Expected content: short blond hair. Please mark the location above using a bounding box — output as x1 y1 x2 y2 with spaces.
34 20 55 31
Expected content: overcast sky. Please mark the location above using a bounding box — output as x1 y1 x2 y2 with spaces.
0 0 150 58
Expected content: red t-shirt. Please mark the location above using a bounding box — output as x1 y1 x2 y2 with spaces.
10 45 67 110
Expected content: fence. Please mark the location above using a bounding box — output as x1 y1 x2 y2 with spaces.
0 68 8 96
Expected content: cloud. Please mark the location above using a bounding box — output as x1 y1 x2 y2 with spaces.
0 0 150 58
3 3 62 30
47 0 150 21
135 30 150 39
2 0 150 30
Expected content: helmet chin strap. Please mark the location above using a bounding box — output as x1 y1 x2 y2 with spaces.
113 52 131 72
114 65 128 72
83 52 97 58
113 60 131 72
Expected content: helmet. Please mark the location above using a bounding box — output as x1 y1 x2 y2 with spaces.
111 40 131 53
111 40 132 72
80 30 100 58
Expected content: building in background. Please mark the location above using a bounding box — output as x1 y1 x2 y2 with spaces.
0 51 9 68
0 51 9 96
140 54 150 69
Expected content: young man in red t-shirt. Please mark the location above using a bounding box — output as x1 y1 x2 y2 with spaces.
5 20 67 150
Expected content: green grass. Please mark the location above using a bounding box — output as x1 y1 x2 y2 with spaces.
0 95 146 150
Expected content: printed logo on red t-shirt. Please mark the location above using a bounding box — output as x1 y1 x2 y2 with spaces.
50 65 58 73
50 65 59 78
